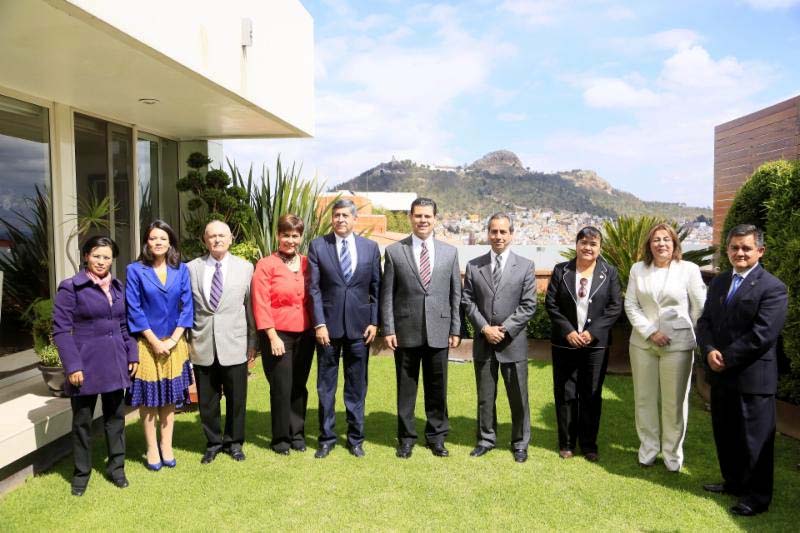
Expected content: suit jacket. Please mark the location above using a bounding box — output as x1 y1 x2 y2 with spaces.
462 251 537 363
308 233 381 340
546 257 622 349
187 254 256 366
697 264 788 394
625 260 706 352
381 236 461 349
52 272 138 396
125 261 194 338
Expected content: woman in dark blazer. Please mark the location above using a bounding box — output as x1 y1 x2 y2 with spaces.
250 214 315 454
545 226 622 462
126 220 194 470
52 235 138 496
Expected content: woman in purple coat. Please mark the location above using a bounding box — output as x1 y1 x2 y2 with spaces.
52 236 139 496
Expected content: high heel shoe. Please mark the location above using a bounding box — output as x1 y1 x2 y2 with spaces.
146 461 163 471
159 446 176 468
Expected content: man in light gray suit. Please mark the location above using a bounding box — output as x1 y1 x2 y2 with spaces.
462 213 536 462
382 197 461 459
187 220 255 464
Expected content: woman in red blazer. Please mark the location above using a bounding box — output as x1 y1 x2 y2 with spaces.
251 214 314 454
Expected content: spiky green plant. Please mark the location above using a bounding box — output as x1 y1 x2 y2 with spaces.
64 193 114 272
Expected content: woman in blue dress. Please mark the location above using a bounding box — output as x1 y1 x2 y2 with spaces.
126 220 193 470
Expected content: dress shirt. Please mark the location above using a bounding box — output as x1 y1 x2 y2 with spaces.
411 233 435 272
336 233 357 277
491 248 511 275
727 262 759 300
203 252 231 304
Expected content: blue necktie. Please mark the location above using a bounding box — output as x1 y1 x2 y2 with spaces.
340 239 353 283
725 273 743 305
209 262 223 310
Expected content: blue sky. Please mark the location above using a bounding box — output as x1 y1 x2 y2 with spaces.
223 0 800 207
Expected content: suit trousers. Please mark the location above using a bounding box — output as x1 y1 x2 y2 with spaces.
261 330 315 452
711 385 775 510
316 336 369 446
71 389 126 488
474 357 530 450
395 345 449 445
629 344 693 470
551 346 607 453
194 354 248 452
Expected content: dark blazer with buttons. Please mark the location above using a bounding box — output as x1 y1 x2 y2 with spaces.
462 251 537 363
697 265 788 395
545 257 622 348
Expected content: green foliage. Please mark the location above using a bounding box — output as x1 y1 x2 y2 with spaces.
561 215 715 292
37 343 61 367
526 292 551 339
372 207 411 233
722 159 800 403
66 193 115 272
24 298 54 353
229 241 261 264
229 157 334 258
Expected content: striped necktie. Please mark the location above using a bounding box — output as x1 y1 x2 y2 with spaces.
340 239 353 283
419 241 431 289
209 262 223 310
493 254 503 289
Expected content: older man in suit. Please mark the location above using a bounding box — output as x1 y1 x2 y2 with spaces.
188 220 256 464
382 197 461 459
462 213 537 463
697 224 788 516
308 198 381 458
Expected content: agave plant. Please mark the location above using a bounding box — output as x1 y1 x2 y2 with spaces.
561 215 716 291
229 157 335 258
64 193 115 272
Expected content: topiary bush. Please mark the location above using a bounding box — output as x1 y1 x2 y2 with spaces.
722 159 800 403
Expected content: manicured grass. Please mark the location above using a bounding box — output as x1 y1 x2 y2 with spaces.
2 357 800 531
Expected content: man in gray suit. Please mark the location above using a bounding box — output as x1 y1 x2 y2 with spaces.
187 220 255 464
382 197 461 459
462 213 536 462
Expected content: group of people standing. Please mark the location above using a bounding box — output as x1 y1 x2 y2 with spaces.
52 197 787 517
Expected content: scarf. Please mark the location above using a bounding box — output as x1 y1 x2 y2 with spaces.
86 270 113 306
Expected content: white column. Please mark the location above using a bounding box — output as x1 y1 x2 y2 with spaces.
50 102 77 282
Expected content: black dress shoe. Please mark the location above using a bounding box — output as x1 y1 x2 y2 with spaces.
513 449 528 463
273 448 290 456
584 452 599 463
427 443 449 457
110 476 129 489
315 443 335 459
347 443 365 458
227 448 246 461
201 449 219 465
730 502 764 516
396 443 414 459
71 485 86 497
470 445 494 457
703 482 741 495
291 443 307 452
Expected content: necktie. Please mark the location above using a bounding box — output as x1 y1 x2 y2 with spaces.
725 273 743 305
340 239 353 283
209 262 223 310
493 254 503 289
419 241 431 289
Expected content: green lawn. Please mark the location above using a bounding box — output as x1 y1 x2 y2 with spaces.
2 357 800 532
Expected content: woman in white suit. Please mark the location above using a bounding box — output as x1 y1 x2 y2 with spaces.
625 223 706 472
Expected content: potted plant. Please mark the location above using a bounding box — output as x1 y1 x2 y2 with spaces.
26 298 65 396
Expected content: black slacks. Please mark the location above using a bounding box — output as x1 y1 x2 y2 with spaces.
474 357 531 450
71 389 126 488
551 345 608 453
711 385 775 510
194 356 248 452
260 330 315 452
395 345 449 446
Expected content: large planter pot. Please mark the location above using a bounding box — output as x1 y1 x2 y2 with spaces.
777 400 800 440
607 321 632 375
38 363 66 397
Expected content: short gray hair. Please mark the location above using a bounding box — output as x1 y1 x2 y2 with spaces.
203 219 231 237
486 212 514 233
332 198 358 217
726 224 764 247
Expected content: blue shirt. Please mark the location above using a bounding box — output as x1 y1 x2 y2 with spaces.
126 261 194 339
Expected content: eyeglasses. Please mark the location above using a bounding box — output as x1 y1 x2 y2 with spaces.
579 277 588 298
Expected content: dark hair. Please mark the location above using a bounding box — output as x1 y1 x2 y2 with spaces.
331 198 358 217
139 219 181 267
726 223 764 247
410 197 437 216
642 223 682 266
576 226 602 244
277 213 305 235
81 235 119 258
487 212 514 233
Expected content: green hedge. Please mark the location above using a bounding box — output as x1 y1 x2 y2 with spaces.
722 159 800 403
463 292 550 340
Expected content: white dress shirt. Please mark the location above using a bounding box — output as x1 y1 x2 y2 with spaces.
490 248 511 276
203 252 231 305
336 233 357 277
411 233 435 272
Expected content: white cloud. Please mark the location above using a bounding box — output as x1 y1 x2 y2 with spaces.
498 0 566 25
609 28 702 54
583 78 661 108
741 0 800 9
497 112 528 122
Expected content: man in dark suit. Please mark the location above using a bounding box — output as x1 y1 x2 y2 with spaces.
462 213 536 463
308 198 381 458
697 224 788 516
381 197 461 459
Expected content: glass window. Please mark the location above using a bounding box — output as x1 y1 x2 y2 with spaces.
137 137 160 238
0 94 51 354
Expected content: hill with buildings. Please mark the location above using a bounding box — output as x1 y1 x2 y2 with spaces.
333 150 711 221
